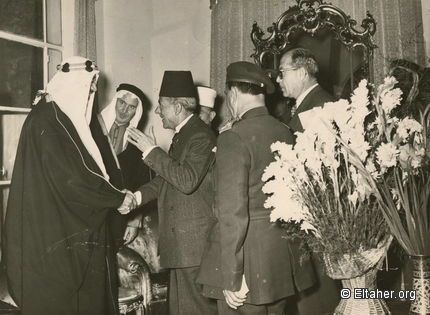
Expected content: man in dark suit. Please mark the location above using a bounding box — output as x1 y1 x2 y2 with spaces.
126 71 218 315
196 61 315 315
277 47 341 314
276 47 335 134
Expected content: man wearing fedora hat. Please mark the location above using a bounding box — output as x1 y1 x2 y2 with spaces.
196 61 316 315
197 86 217 126
127 71 218 315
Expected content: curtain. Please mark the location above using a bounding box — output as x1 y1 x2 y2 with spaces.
74 0 97 61
210 1 293 125
330 0 425 82
210 0 426 125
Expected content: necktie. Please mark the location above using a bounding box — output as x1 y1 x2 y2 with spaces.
291 104 298 117
169 132 180 156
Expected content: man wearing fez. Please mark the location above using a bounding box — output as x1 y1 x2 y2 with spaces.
277 47 340 314
91 83 152 252
127 71 218 315
197 85 217 126
277 47 335 134
197 61 315 315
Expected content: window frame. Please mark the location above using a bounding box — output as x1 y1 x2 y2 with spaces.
0 0 64 88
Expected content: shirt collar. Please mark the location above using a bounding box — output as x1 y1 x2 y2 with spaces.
113 121 130 128
175 113 193 133
296 83 318 108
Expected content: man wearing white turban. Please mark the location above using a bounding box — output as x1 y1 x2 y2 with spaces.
3 56 136 315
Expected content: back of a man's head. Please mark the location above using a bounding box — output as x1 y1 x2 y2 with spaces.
225 61 275 95
226 81 266 96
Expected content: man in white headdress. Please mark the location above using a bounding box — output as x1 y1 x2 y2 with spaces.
197 86 217 126
91 84 154 251
3 56 136 315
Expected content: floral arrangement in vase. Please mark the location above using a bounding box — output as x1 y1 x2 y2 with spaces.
339 77 430 257
261 78 404 314
337 76 430 315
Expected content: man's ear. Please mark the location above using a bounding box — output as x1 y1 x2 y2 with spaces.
174 102 183 115
230 86 238 104
298 67 307 81
209 111 216 122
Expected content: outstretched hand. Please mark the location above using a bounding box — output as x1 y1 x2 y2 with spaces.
118 190 138 215
127 126 156 153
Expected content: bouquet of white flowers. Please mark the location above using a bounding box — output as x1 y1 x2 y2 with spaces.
341 77 430 256
262 79 389 264
262 76 430 314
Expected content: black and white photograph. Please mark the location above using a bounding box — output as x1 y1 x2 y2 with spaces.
0 1 429 314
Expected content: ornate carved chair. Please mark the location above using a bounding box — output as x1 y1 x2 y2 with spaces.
118 203 168 315
0 247 154 315
0 205 167 315
250 0 377 122
117 246 151 315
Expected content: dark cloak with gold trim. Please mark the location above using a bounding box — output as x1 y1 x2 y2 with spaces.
3 98 125 315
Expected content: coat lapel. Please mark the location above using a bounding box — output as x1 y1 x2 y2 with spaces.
170 115 198 159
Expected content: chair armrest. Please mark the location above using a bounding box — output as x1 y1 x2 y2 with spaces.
117 246 147 273
117 246 152 310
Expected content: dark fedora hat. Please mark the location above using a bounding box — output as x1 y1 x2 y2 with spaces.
226 61 275 94
159 71 197 98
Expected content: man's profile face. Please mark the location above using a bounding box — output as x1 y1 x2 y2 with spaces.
156 97 177 130
115 92 138 125
198 106 215 125
276 53 302 99
89 76 98 94
88 75 98 100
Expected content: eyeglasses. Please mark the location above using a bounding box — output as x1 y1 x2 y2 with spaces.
277 67 299 79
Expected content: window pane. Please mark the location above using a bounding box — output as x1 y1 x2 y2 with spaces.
0 0 44 40
48 49 62 81
47 0 62 45
0 38 43 108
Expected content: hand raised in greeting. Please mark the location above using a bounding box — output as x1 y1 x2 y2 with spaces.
127 126 157 153
118 190 138 215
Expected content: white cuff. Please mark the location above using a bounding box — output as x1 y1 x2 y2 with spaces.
142 146 157 159
134 191 142 206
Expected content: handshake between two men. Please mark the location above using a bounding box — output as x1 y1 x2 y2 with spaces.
117 189 138 215
116 124 158 216
116 125 157 216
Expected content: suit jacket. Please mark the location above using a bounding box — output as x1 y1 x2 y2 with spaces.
197 107 315 305
137 114 216 268
287 85 341 314
288 84 335 134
